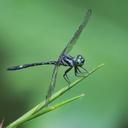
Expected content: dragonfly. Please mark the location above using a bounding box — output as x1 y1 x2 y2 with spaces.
7 9 92 102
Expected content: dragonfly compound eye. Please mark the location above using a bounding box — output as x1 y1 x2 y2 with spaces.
75 55 85 66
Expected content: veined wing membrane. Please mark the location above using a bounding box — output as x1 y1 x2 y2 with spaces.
46 60 59 102
62 9 92 55
46 9 92 103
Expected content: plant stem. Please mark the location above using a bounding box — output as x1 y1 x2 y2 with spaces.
6 63 104 128
26 93 85 122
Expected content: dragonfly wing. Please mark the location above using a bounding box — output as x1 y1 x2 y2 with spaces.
45 9 92 103
46 62 59 102
62 9 92 55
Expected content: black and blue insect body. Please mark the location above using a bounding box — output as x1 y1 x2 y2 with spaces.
7 9 92 100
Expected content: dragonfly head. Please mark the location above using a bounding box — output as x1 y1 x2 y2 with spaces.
74 55 85 67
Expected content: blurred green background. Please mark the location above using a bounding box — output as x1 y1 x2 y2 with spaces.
0 0 128 128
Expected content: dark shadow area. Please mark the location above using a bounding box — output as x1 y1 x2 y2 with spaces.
117 103 128 128
118 116 128 128
0 35 30 127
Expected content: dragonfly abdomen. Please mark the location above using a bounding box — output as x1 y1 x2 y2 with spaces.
7 60 57 71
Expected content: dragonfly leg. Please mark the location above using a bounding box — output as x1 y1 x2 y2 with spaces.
77 67 82 73
80 66 89 73
74 67 86 77
63 67 72 85
74 67 80 77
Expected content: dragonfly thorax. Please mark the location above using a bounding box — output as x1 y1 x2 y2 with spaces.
73 55 85 67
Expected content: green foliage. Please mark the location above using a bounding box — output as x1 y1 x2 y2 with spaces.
6 64 104 128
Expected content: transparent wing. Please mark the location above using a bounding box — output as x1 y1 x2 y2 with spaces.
46 62 59 102
45 9 92 103
46 56 62 102
62 9 92 55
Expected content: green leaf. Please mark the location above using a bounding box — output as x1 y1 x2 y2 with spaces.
26 93 85 121
6 63 104 128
